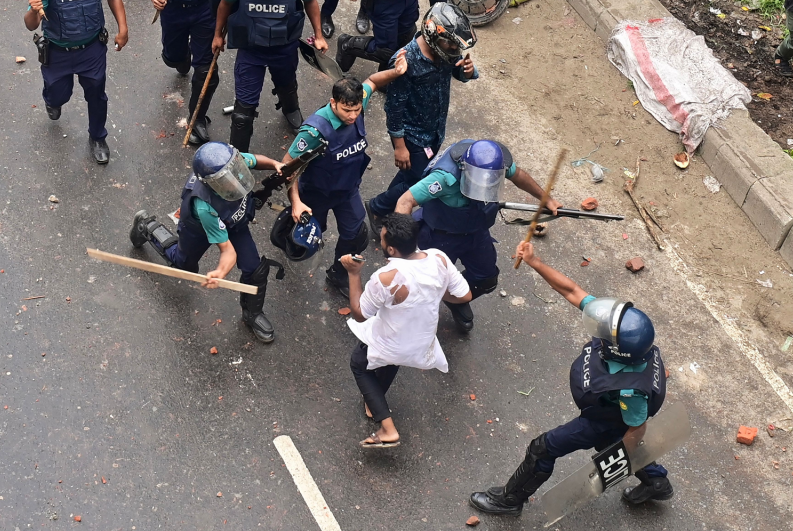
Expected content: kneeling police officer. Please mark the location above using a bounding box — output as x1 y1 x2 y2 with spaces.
129 142 285 343
469 241 673 516
395 139 562 332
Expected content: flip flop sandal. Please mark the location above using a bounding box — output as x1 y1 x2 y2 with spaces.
359 433 401 449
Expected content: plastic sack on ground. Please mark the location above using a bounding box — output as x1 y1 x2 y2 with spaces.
607 18 751 154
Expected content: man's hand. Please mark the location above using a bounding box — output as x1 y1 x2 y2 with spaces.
455 53 475 78
291 200 312 223
394 144 411 171
212 34 226 55
313 35 329 53
29 0 44 12
202 269 226 289
340 254 364 276
151 0 167 10
114 30 128 51
516 241 541 269
274 161 286 175
545 198 562 216
393 49 408 75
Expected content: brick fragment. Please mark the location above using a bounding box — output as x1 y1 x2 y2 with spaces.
581 197 599 211
737 426 758 445
466 515 480 526
625 257 645 272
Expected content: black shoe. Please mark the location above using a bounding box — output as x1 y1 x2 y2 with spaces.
444 301 474 332
336 33 356 72
90 137 110 164
774 52 793 77
188 116 211 145
326 265 350 298
176 56 192 75
469 491 523 516
243 311 275 343
321 13 335 38
622 476 674 504
364 200 383 237
355 8 370 34
45 104 61 120
130 210 154 248
283 108 303 134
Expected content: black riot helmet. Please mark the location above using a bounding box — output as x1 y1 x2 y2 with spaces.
421 3 477 64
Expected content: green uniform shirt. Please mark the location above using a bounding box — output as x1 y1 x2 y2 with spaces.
192 152 257 244
409 162 517 207
579 296 649 427
287 83 373 159
29 0 101 48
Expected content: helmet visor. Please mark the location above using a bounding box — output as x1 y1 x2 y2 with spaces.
581 297 632 346
460 163 505 202
200 150 255 201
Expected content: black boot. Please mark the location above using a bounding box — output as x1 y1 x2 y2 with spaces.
162 52 192 75
129 210 179 263
622 470 674 504
229 100 258 152
336 34 384 72
45 104 61 120
326 261 350 298
364 199 383 237
90 137 110 164
774 51 793 77
272 82 303 133
130 210 155 248
444 300 473 332
321 13 335 38
355 7 370 34
188 64 219 145
240 257 284 343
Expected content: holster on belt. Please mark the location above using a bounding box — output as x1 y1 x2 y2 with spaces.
33 32 49 65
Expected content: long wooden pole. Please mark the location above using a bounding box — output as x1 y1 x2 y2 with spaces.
182 28 226 147
86 248 258 294
513 148 568 269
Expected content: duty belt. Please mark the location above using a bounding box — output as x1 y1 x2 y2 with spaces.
51 34 99 52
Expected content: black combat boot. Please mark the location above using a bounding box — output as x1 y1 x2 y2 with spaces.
326 261 350 298
45 104 61 120
444 300 474 332
272 82 303 133
240 289 275 343
130 210 156 248
187 64 219 145
622 470 674 504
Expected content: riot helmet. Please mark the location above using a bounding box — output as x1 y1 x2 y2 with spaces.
421 3 477 65
460 140 506 202
582 297 655 364
270 206 324 262
192 142 255 202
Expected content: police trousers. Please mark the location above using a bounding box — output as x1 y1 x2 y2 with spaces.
166 222 261 283
416 223 499 283
160 1 216 68
234 42 300 107
299 185 366 259
350 342 399 423
366 0 419 52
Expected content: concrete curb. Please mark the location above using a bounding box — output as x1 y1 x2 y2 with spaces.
566 0 793 268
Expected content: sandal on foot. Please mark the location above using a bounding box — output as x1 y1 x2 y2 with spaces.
359 433 400 449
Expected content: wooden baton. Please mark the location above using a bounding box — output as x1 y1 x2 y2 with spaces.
182 28 226 147
513 148 568 269
86 248 258 294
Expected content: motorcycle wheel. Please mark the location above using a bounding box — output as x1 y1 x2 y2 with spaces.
446 0 511 27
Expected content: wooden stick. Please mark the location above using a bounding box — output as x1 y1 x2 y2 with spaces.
513 148 568 269
22 295 46 301
182 29 225 147
623 157 665 250
86 248 258 295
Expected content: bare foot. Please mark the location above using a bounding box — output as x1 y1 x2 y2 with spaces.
360 417 399 446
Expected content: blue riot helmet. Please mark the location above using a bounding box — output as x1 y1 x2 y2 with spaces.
582 297 655 364
459 139 506 202
193 142 255 201
270 207 324 261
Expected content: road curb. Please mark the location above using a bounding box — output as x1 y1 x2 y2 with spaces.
566 0 793 268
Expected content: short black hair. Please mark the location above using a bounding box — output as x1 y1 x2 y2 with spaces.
382 213 419 256
332 77 364 106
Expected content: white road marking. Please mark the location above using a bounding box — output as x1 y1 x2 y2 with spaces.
273 435 342 531
668 247 793 413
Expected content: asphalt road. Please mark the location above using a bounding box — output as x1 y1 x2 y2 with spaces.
1 2 791 530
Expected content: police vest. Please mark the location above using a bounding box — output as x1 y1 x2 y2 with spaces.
43 0 105 44
420 140 500 234
298 112 370 194
569 338 666 424
179 175 256 234
227 0 305 49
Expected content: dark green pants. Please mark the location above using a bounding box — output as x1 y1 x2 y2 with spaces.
776 8 793 61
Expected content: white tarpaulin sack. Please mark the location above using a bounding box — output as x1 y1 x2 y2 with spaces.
607 18 751 154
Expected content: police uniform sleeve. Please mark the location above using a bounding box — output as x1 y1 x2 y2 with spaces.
360 83 374 112
408 170 457 205
241 152 257 168
579 295 597 311
618 390 649 427
504 162 518 180
287 126 324 159
193 199 230 245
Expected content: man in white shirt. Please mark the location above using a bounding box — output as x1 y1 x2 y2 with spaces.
341 213 472 449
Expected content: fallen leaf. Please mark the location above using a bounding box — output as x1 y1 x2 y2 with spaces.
742 5 749 9
756 92 772 100
210 346 218 354
338 307 352 315
632 100 640 106
469 394 476 401
759 25 772 31
716 13 726 18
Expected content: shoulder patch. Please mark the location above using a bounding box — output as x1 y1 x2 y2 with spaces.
296 137 308 152
428 181 443 195
218 219 226 230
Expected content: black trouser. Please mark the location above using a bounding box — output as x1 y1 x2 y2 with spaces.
349 342 399 422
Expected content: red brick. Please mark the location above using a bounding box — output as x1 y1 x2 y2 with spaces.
581 197 599 211
737 426 758 445
625 257 645 272
466 515 480 526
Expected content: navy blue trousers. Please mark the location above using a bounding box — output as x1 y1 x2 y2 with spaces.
416 222 499 282
536 416 668 478
165 222 261 283
366 0 419 52
160 2 216 68
299 186 366 259
369 138 441 217
234 42 300 107
321 0 339 16
41 39 108 140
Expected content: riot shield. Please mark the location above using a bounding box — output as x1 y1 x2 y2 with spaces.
299 39 344 82
541 402 691 527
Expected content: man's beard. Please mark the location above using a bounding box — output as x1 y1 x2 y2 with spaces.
382 246 392 260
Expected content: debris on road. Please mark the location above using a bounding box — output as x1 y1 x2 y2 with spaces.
782 336 793 352
217 491 223 497
338 307 351 316
767 424 775 438
533 222 548 237
756 278 773 288
689 362 700 374
673 152 689 169
48 195 59 203
625 257 645 272
74 515 82 522
702 175 721 193
517 388 534 396
499 290 507 297
469 394 476 401
510 296 525 306
581 197 599 211
466 515 481 526
737 426 758 445
210 346 218 355
580 260 589 267
16 56 26 63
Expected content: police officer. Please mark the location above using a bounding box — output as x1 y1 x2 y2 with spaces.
286 52 407 296
469 241 674 516
394 139 562 332
320 0 370 38
213 0 328 149
336 0 419 73
151 0 220 145
129 142 285 343
24 0 128 164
